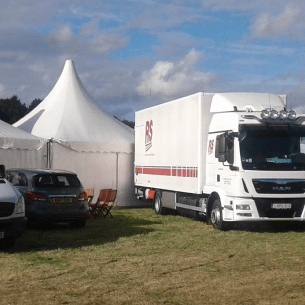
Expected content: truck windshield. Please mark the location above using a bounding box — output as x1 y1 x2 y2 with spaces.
239 124 305 171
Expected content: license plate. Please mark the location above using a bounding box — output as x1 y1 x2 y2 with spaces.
52 198 72 204
0 232 4 239
271 203 292 209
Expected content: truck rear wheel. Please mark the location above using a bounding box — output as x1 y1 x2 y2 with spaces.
154 191 165 215
210 200 228 230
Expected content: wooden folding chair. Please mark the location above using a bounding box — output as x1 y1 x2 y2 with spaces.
91 189 117 219
101 189 117 219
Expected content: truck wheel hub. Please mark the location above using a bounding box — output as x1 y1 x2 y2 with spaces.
211 207 220 225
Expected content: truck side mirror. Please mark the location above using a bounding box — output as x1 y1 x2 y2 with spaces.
216 134 227 162
215 133 234 164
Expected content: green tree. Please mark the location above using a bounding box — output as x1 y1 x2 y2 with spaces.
28 98 42 112
0 95 27 124
113 116 135 129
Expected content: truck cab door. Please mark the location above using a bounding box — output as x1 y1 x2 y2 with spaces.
214 132 237 192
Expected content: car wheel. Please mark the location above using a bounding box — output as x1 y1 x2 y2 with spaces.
71 220 86 228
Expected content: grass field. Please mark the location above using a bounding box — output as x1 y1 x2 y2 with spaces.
1 208 305 305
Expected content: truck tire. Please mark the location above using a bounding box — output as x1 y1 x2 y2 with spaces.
210 199 228 230
154 191 165 215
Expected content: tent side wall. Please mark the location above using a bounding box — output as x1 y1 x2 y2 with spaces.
50 142 139 207
117 152 138 206
0 145 48 169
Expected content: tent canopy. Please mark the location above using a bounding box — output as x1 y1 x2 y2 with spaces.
14 60 134 153
13 59 136 206
0 119 45 150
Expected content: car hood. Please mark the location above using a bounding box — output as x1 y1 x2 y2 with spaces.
0 179 21 202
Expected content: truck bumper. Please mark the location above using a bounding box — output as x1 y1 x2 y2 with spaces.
223 198 305 222
0 216 27 240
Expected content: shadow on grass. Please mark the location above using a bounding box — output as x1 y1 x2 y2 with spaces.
4 211 162 253
229 221 305 233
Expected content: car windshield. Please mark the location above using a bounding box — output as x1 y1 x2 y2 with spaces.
239 124 305 171
33 174 81 188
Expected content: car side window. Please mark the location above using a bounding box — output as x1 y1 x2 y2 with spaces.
8 172 27 187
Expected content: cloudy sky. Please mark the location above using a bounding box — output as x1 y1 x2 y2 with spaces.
1 0 305 121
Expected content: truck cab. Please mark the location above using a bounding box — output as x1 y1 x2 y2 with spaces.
0 165 27 246
205 93 305 229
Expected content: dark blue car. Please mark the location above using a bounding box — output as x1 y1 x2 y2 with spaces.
6 169 89 227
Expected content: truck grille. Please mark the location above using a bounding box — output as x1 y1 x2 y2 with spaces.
254 198 305 218
0 202 15 217
253 179 305 194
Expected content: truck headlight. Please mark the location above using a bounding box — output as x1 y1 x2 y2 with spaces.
279 110 288 119
261 110 270 119
15 195 25 214
270 110 279 119
288 110 297 120
236 204 250 210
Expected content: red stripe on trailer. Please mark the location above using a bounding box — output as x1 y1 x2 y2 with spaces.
187 168 192 177
143 167 171 176
136 166 198 178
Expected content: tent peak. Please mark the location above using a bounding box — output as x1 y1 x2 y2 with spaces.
13 60 135 145
64 59 74 67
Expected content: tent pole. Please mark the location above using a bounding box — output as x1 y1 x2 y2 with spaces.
47 139 51 169
116 152 119 191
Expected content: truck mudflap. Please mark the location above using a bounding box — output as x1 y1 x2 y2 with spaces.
0 216 27 240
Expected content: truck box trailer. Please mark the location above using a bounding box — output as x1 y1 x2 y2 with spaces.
134 92 305 230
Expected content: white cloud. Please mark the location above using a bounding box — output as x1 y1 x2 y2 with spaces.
136 49 214 98
46 22 129 55
0 84 6 95
224 42 297 56
202 0 305 40
79 18 129 53
251 4 303 39
127 2 204 31
17 85 27 94
54 25 74 43
202 0 294 12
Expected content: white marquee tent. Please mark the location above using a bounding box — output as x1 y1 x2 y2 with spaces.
14 60 137 206
0 119 47 170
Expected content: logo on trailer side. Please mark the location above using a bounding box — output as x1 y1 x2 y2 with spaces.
145 120 153 152
208 139 214 155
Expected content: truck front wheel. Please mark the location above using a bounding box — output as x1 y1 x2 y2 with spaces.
210 200 228 230
154 191 165 215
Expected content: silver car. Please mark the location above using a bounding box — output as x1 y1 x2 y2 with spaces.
0 165 26 247
6 169 89 227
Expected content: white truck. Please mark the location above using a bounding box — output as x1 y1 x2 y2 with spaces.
134 92 305 230
0 165 27 246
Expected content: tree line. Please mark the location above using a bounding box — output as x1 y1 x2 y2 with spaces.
0 95 134 128
0 96 42 125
